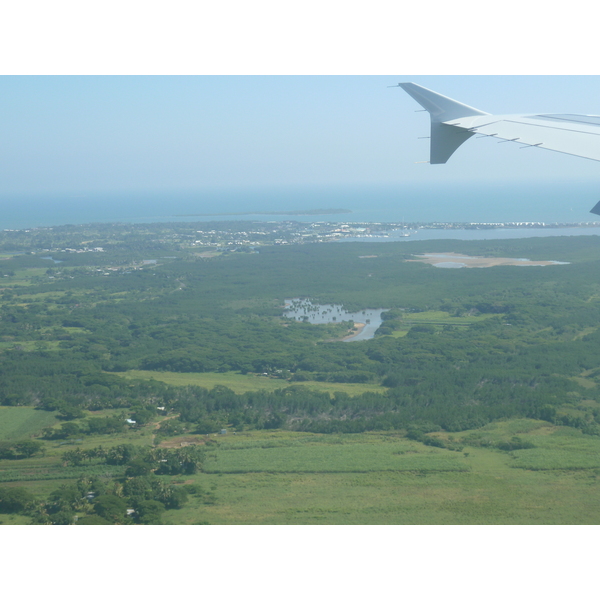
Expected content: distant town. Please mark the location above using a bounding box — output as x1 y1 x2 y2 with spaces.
2 219 600 255
188 220 600 247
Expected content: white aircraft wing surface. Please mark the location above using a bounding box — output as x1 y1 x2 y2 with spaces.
446 112 600 162
398 82 600 214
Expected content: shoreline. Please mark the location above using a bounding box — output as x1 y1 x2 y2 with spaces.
341 322 366 341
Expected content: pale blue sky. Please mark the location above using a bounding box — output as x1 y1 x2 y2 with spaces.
2 76 600 197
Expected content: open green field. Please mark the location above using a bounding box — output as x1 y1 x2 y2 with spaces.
386 310 499 337
401 310 500 326
3 268 48 286
204 434 467 474
157 423 600 524
173 467 600 525
390 330 408 338
115 370 384 396
0 407 57 442
2 415 600 524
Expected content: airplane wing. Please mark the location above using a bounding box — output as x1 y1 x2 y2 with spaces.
398 82 600 215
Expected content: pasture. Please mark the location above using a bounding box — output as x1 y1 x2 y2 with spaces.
159 424 600 525
0 407 57 442
116 370 384 396
401 310 499 326
204 434 468 474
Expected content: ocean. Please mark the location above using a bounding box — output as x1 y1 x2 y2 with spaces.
1 181 599 233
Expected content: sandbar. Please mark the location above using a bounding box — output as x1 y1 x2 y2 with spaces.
408 253 569 268
342 322 366 341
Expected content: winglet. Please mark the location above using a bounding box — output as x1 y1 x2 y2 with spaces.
399 82 489 164
398 83 488 122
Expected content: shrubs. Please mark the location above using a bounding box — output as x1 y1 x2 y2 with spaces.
0 440 44 460
496 436 536 452
0 486 35 513
62 444 206 476
94 495 128 523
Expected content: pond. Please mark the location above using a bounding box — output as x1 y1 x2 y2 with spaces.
284 298 387 342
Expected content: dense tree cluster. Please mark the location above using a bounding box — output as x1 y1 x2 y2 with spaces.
0 440 44 460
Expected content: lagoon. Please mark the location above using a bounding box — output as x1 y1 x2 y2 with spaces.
284 298 387 342
342 226 600 243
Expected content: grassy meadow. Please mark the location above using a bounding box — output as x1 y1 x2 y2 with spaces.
1 407 600 524
400 310 499 326
160 424 600 524
116 370 384 396
0 407 57 442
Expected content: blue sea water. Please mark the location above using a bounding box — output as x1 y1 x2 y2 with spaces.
1 181 599 231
